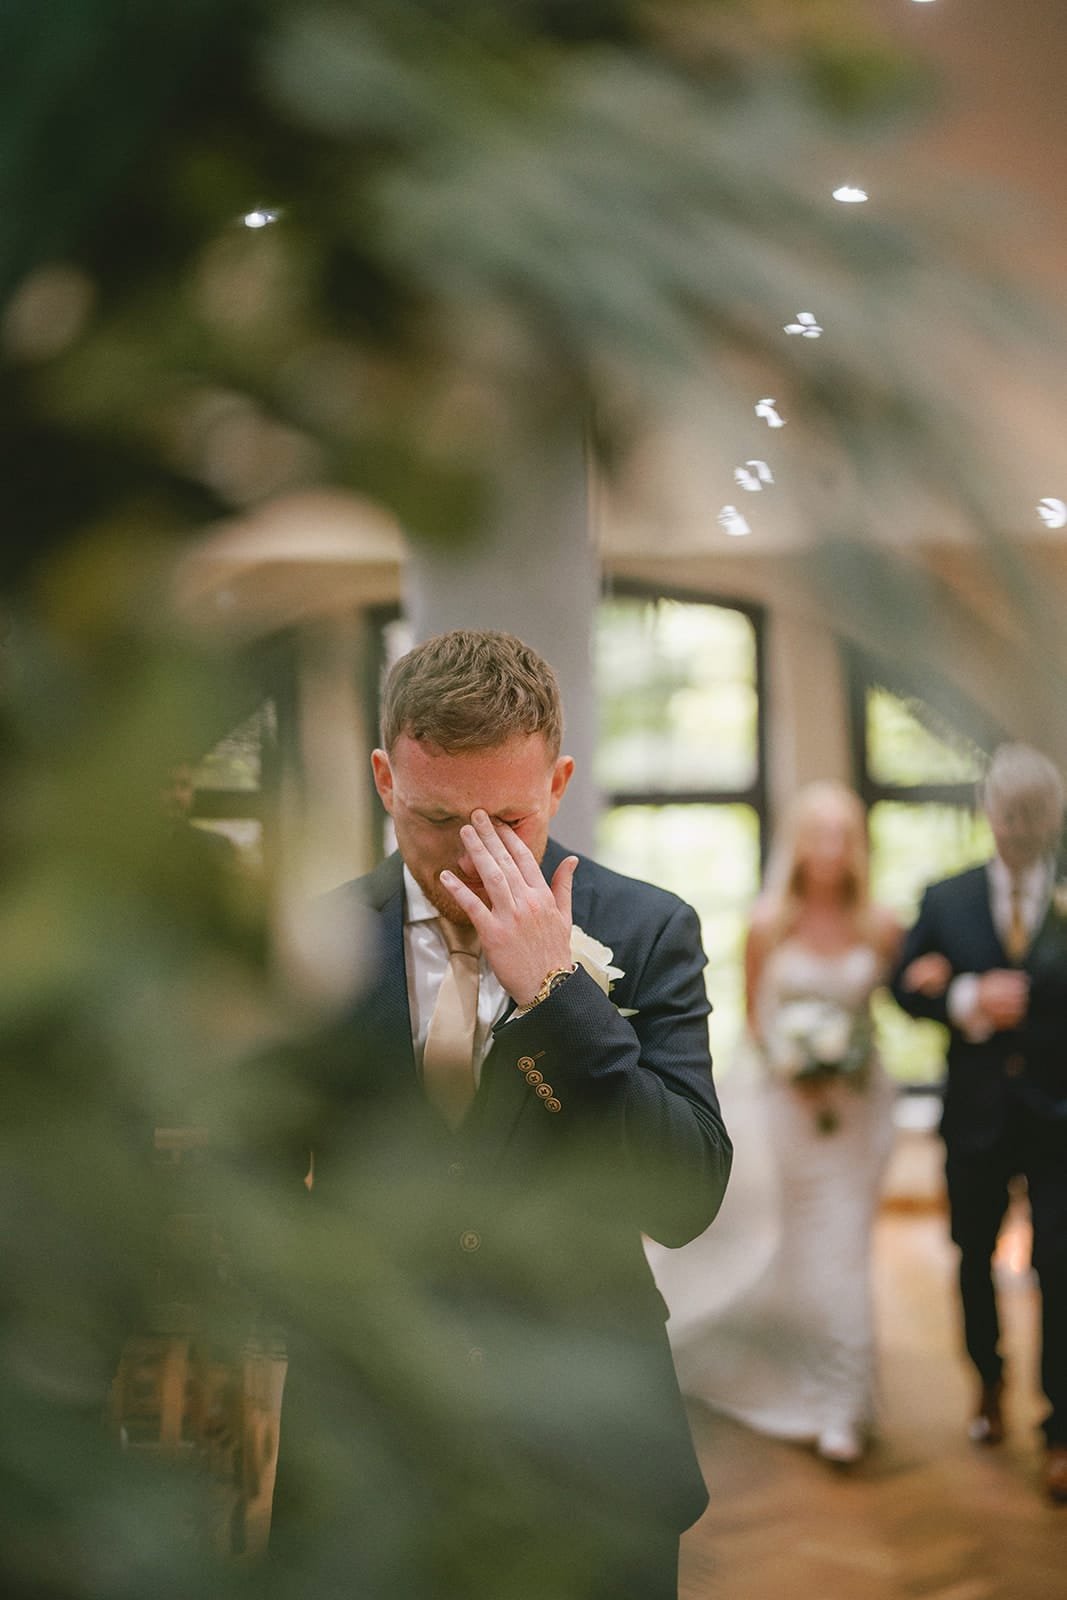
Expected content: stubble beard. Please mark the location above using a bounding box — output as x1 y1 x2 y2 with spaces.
413 867 485 927
408 837 549 926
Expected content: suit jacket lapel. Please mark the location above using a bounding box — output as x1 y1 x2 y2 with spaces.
1024 870 1063 969
974 863 1009 964
355 853 418 1089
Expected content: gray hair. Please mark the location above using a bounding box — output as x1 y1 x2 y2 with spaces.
981 742 1065 821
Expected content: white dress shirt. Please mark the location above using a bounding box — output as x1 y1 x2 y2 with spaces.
947 855 1053 1040
402 866 510 1084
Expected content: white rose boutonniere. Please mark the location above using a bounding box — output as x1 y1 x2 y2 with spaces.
570 925 638 1017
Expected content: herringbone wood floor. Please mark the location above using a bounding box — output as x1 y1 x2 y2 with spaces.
677 1208 1064 1600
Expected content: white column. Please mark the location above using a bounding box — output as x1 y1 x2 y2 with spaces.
765 611 853 826
404 430 600 855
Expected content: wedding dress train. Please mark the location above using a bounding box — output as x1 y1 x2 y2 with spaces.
647 942 896 1446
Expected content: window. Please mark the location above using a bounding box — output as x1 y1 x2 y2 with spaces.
851 667 997 1083
191 701 278 869
594 587 767 1066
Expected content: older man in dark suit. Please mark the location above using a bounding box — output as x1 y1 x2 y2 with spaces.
270 629 732 1598
892 744 1067 1504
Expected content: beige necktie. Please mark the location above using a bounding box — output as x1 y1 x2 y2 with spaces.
1005 879 1028 964
422 919 481 1129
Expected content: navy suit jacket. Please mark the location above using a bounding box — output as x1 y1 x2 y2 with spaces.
292 837 732 1534
891 863 1067 1153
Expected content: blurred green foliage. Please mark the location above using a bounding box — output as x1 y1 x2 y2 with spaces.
0 0 964 584
2 2 1063 1595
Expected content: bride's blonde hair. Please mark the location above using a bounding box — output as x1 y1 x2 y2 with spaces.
760 781 873 945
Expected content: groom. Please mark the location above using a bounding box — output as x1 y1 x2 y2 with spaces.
272 629 732 1598
892 743 1067 1504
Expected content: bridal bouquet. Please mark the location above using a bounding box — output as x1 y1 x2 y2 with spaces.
763 999 872 1088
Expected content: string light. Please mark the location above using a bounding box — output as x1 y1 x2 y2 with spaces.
242 208 281 229
784 311 823 338
1037 498 1067 529
734 460 775 492
717 505 752 537
754 397 787 429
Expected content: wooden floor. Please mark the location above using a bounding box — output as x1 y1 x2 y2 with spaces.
678 1206 1065 1600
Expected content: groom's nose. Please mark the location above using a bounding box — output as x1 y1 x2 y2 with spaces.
456 843 479 881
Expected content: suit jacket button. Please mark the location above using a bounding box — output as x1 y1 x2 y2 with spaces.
535 1083 552 1099
447 1162 465 1179
467 1346 485 1367
545 1097 562 1114
1004 1053 1025 1078
525 1069 543 1085
460 1230 481 1252
517 1056 536 1072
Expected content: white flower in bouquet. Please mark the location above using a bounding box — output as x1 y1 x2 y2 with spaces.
808 1008 853 1064
765 998 869 1084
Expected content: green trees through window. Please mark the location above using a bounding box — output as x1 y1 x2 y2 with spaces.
863 684 993 1083
594 591 765 1067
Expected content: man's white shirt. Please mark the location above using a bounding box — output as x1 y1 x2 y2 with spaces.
403 865 510 1083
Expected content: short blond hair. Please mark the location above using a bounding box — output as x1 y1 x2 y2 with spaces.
380 630 563 756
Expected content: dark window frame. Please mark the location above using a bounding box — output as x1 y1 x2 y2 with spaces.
845 644 1001 812
187 637 293 874
599 578 769 856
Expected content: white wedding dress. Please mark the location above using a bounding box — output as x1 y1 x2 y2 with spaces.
647 940 896 1444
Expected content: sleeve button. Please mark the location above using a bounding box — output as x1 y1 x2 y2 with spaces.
545 1097 562 1113
517 1056 536 1072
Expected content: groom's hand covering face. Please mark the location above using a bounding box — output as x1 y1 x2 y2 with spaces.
371 733 577 1006
371 730 574 918
440 810 579 1009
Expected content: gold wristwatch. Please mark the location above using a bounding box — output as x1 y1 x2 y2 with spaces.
513 963 577 1018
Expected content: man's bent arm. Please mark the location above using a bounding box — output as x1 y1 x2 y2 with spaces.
496 900 731 1248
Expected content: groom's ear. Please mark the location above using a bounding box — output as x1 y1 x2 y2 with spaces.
371 748 395 813
548 755 575 815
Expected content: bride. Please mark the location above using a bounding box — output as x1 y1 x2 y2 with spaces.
649 782 902 1465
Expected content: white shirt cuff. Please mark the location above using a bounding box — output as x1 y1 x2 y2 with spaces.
947 974 993 1042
